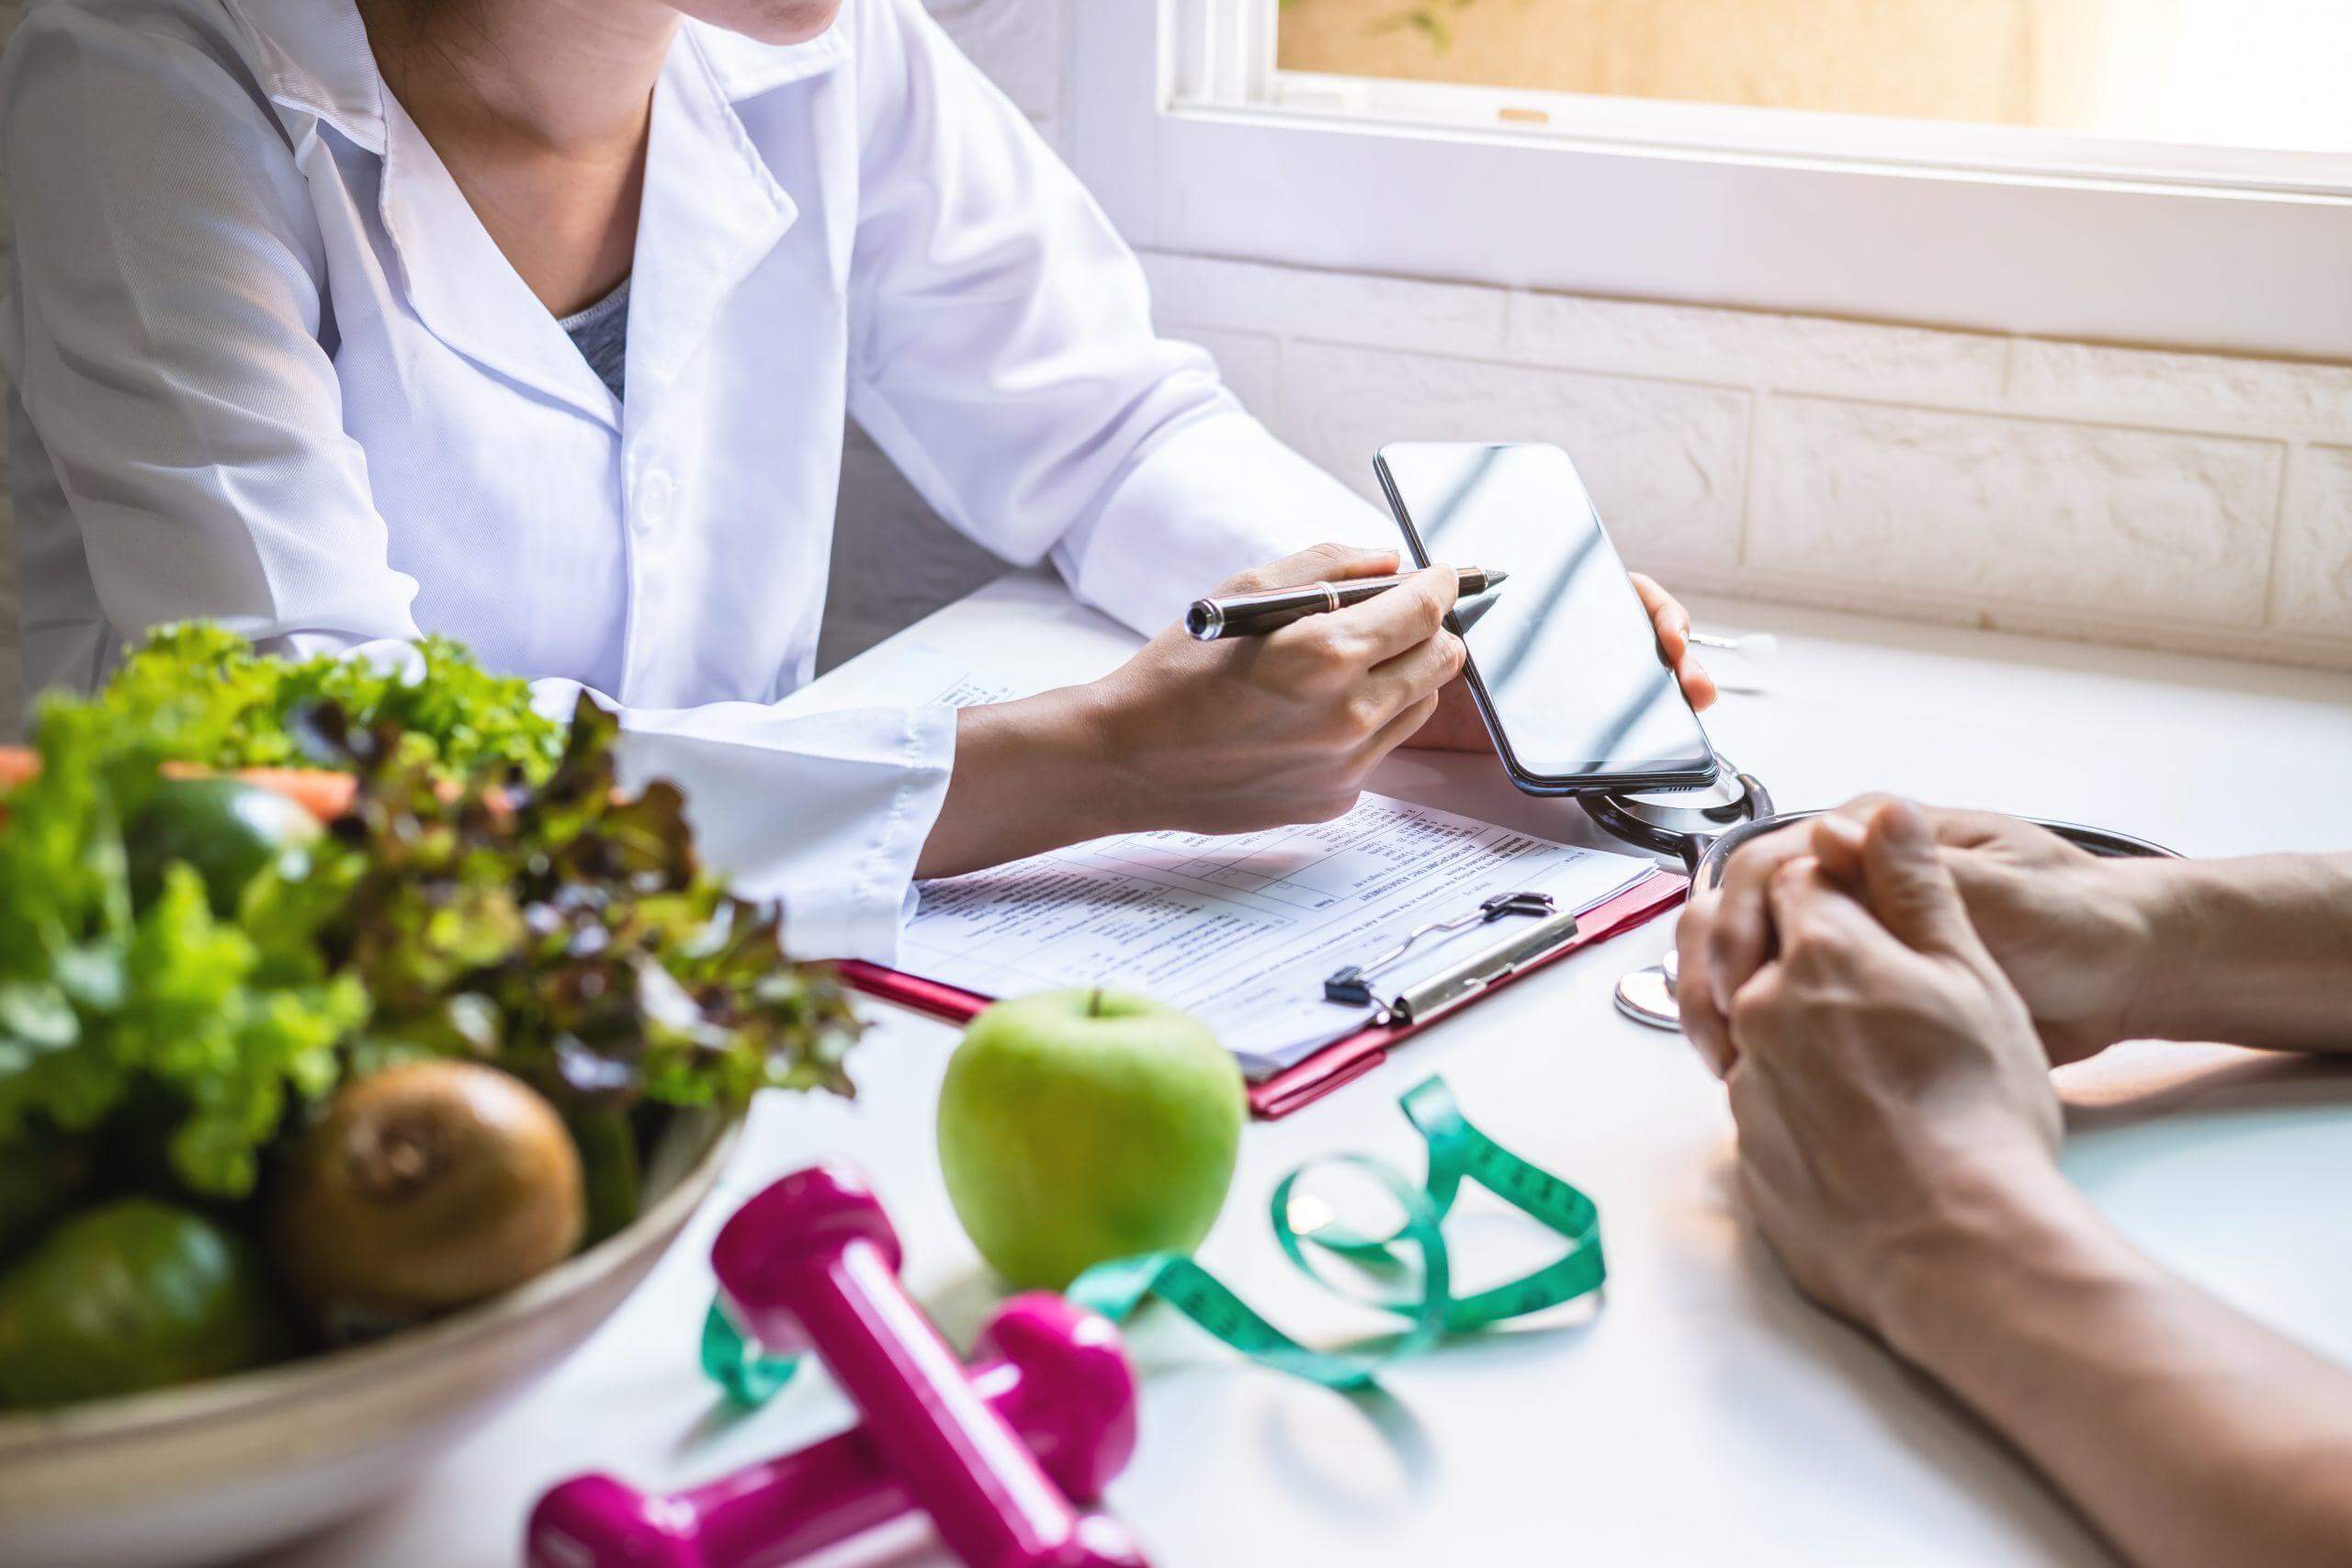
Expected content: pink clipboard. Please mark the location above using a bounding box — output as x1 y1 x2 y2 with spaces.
837 868 1690 1120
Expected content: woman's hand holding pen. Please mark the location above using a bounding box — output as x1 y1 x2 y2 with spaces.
1094 543 1467 832
916 544 1464 878
917 539 1722 879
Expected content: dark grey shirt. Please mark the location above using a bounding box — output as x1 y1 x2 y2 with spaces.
560 277 630 403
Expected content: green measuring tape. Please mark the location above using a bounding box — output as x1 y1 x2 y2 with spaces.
702 1292 802 1407
700 1074 1604 1403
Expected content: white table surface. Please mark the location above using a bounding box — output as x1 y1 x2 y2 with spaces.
266 577 2352 1567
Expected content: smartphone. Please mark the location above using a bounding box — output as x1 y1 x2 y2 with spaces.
1374 441 1719 795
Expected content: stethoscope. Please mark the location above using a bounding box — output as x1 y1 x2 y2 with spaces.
1584 761 2183 1030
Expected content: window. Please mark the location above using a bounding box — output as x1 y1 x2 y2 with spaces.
1274 0 2352 161
1068 0 2352 359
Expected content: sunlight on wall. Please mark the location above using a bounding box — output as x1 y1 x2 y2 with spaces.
1275 0 2352 151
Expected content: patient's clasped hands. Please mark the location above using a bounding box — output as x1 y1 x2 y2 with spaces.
1680 800 2068 1334
1678 796 2352 1568
1680 798 2174 1078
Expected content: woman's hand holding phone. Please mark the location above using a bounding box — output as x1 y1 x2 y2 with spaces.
1628 571 1720 714
1398 568 1717 753
917 539 1714 878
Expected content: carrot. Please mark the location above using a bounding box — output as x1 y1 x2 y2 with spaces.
0 749 360 823
206 768 358 822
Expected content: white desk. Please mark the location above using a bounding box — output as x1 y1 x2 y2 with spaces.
268 579 2352 1567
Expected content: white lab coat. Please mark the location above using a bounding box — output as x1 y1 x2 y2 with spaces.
0 0 1387 960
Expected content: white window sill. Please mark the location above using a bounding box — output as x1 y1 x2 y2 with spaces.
1070 4 2352 363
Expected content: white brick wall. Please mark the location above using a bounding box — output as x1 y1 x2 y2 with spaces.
1140 248 2352 671
1276 338 1751 575
947 0 2351 671
880 0 2352 671
2280 446 2352 634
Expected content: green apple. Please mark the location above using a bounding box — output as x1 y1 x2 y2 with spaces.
937 989 1244 1290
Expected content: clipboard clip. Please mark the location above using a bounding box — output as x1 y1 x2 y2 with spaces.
1323 890 1576 1026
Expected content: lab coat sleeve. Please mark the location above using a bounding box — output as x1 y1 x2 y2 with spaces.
0 12 951 964
842 0 1396 640
0 8 417 664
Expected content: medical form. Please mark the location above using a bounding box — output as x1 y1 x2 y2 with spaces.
791 630 1658 1073
902 795 1652 1076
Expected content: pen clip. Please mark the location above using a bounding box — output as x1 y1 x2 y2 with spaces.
1323 890 1558 1007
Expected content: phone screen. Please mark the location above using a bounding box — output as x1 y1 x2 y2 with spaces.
1376 442 1716 787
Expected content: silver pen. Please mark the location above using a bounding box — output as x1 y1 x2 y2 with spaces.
1185 565 1509 641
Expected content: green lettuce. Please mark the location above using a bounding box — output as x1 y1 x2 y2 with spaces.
0 631 859 1205
314 698 862 1109
0 704 365 1198
90 624 562 782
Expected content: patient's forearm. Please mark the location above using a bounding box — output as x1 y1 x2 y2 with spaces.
2126 853 2352 1052
1883 1168 2352 1568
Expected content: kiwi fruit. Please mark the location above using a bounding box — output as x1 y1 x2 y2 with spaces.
274 1061 586 1332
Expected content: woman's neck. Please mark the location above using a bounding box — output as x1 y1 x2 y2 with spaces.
359 0 674 314
362 0 677 153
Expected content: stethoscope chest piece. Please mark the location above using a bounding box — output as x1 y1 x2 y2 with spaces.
1583 761 1761 1032
1614 947 1681 1031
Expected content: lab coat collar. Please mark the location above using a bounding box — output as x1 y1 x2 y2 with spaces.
691 17 854 100
227 0 831 429
220 0 389 153
376 91 624 426
626 28 806 395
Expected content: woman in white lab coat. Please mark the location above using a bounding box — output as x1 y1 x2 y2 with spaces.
0 0 1712 962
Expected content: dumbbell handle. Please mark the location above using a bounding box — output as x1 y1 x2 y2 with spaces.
676 1419 909 1567
712 1168 1146 1568
529 1355 1049 1568
527 1292 1138 1568
777 1237 1140 1568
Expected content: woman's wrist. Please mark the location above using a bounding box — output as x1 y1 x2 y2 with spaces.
995 683 1141 842
915 683 1137 879
1073 671 1161 836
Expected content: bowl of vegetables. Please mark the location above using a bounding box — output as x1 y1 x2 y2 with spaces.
0 630 863 1568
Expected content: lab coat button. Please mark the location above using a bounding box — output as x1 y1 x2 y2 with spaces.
639 469 674 527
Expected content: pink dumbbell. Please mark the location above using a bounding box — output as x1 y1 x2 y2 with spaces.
685 1164 1147 1568
525 1291 1137 1567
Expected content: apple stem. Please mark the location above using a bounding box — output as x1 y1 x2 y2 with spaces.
1088 987 1104 1018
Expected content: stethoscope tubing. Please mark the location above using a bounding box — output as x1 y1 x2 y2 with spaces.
1579 773 1778 873
1688 808 2181 891
1579 777 2180 885
1594 782 2181 1032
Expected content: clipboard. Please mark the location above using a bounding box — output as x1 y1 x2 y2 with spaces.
838 867 1689 1120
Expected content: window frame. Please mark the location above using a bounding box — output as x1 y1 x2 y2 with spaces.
1068 0 2352 362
